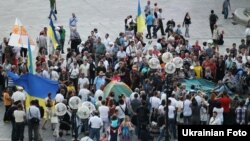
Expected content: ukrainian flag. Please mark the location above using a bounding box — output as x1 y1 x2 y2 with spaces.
137 0 146 33
7 71 59 111
48 18 59 49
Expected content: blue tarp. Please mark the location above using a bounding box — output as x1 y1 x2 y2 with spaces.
182 79 216 94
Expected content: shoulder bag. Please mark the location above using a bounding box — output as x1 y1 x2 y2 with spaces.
29 108 40 124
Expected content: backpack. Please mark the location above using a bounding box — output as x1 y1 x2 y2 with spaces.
115 37 121 46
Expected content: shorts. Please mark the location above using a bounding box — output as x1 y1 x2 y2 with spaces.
45 107 52 119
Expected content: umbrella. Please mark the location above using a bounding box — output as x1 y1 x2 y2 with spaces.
103 81 133 101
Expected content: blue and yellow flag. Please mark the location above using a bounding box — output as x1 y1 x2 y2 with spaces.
137 0 146 33
48 18 59 49
27 39 34 74
7 71 59 110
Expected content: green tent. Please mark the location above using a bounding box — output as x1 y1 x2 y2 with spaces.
103 81 133 101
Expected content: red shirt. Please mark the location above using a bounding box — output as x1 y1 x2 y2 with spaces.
219 97 231 113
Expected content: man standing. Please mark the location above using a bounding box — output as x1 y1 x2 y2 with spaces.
88 111 103 141
209 10 218 35
223 0 231 19
69 13 78 30
27 100 41 141
146 12 153 39
155 8 165 37
48 0 57 20
59 26 66 54
144 0 151 16
11 86 26 107
94 37 106 63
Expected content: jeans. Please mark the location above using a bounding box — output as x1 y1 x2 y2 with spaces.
110 129 118 141
28 121 40 141
90 128 100 141
146 25 152 38
81 119 89 133
60 39 65 53
49 9 57 20
11 121 16 141
157 127 165 141
185 24 190 37
15 122 25 141
101 118 109 133
169 118 177 139
223 7 229 19
3 105 11 121
184 116 192 125
210 23 215 35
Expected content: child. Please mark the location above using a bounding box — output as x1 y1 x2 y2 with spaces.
120 116 134 141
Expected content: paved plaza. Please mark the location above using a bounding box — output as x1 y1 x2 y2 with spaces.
0 0 250 141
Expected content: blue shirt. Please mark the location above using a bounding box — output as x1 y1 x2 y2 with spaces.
94 76 106 90
146 14 153 26
69 17 78 27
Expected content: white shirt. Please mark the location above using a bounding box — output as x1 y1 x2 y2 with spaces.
88 115 103 128
176 100 184 112
150 96 161 109
27 105 41 120
168 97 177 107
42 70 50 79
160 93 166 103
78 88 91 102
104 37 111 47
106 46 114 55
168 105 176 119
117 51 127 60
12 91 26 102
55 93 64 103
209 116 222 125
183 99 192 116
94 89 104 100
194 95 202 106
158 105 165 115
116 104 126 119
69 68 79 79
14 110 26 122
126 45 137 57
78 77 89 89
213 107 224 122
50 70 59 81
79 63 90 76
98 105 109 119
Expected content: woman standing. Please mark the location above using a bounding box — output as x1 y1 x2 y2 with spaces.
13 103 26 141
3 88 12 122
183 12 191 38
120 116 134 141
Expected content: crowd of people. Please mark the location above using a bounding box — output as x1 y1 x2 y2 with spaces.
1 0 250 141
